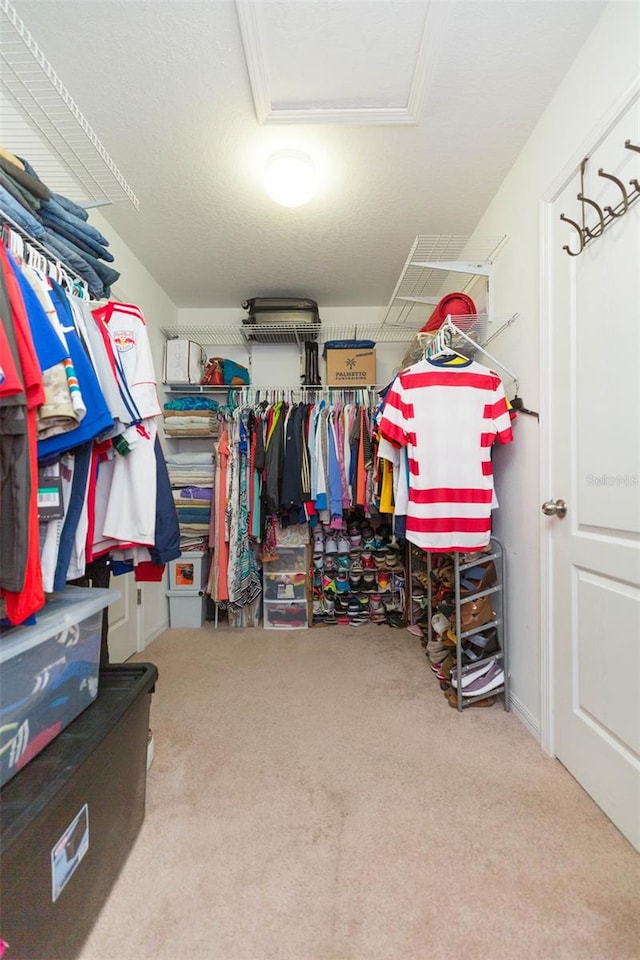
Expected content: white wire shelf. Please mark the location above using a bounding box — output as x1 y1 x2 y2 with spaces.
0 0 138 208
162 383 388 395
383 234 507 327
161 322 422 348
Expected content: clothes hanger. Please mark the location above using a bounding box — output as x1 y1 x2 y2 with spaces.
439 316 519 388
427 323 469 364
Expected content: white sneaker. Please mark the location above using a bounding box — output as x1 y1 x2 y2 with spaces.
324 536 338 554
431 612 450 637
337 535 351 554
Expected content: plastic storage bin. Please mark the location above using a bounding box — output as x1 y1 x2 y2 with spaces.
262 546 308 573
167 551 211 591
263 599 309 630
166 588 207 627
0 586 119 789
0 662 158 960
264 572 307 601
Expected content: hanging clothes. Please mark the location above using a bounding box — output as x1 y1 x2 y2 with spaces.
378 356 514 552
0 243 46 624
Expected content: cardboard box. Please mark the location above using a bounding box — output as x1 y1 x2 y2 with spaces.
325 348 376 386
163 339 206 384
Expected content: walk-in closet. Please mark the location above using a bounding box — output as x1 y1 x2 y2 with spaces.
1 1 638 958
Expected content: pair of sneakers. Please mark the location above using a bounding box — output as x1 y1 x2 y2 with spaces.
377 570 391 592
347 595 369 626
370 593 385 623
335 571 350 593
325 534 351 555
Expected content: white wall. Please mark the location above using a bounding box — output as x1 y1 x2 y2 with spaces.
91 208 179 645
467 1 639 737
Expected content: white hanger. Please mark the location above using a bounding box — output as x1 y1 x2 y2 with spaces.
8 226 24 260
47 259 63 284
439 315 520 392
427 324 459 360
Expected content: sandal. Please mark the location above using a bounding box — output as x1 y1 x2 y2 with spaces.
437 564 455 589
459 561 496 596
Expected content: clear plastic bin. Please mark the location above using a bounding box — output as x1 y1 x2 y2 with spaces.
263 599 308 630
0 586 119 788
262 546 308 573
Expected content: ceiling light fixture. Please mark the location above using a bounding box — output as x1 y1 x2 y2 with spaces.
264 150 317 207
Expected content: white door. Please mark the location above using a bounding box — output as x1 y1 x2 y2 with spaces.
546 100 640 849
106 571 139 662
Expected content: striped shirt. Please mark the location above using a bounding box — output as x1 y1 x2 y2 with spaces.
378 358 513 551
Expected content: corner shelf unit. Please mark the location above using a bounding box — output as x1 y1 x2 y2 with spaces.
382 234 508 328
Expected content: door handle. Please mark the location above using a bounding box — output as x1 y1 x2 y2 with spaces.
541 499 567 519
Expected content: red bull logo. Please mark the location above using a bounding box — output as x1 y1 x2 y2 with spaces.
113 329 135 352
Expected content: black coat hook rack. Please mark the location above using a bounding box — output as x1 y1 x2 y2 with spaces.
560 140 640 256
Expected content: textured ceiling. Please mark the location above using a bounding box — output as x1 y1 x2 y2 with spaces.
5 0 606 310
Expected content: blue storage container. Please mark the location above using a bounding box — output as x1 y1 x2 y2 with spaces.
0 586 119 787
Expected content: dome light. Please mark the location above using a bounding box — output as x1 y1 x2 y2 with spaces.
264 151 317 207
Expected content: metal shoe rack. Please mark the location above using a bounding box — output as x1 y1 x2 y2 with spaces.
408 537 509 712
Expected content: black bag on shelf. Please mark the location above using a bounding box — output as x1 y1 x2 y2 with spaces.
241 297 320 342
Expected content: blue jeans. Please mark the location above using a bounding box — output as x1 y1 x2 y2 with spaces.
40 197 109 246
50 191 89 222
65 240 120 289
40 210 115 261
0 184 46 237
40 229 105 298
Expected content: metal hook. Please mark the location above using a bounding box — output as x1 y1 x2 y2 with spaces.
598 168 628 217
624 140 640 154
577 193 606 238
559 213 585 256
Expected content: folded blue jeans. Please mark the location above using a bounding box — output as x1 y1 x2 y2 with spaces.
40 209 115 261
69 242 120 288
50 190 89 222
40 197 109 246
40 229 105 298
0 184 46 238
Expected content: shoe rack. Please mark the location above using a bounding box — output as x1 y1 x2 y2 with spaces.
311 518 406 628
408 537 509 712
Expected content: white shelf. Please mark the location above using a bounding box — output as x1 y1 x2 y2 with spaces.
161 321 421 349
163 383 237 393
383 234 507 327
0 0 138 208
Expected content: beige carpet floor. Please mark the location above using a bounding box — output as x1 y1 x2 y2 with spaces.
78 623 639 960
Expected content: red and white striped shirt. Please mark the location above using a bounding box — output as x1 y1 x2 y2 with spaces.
378 358 513 551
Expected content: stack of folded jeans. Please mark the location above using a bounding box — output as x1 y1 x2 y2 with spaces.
0 149 119 298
